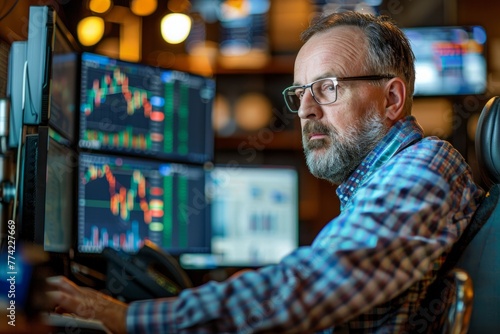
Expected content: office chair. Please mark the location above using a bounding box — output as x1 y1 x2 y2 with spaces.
421 96 500 334
453 95 500 333
440 268 474 334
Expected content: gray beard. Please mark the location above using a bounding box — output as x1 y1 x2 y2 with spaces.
302 108 390 185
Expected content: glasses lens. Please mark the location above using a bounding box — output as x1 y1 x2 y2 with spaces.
283 87 301 112
311 79 337 105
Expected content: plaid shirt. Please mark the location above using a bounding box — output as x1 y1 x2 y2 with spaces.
127 116 484 334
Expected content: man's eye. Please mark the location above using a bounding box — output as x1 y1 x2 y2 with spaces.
321 83 334 91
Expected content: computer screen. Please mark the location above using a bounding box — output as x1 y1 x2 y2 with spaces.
77 152 211 255
403 25 487 96
49 51 78 142
181 165 299 268
78 52 215 163
44 131 76 252
49 15 79 143
17 127 75 253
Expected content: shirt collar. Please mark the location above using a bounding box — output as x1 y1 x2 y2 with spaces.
336 115 424 210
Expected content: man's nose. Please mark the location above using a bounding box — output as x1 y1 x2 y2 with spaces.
298 89 323 120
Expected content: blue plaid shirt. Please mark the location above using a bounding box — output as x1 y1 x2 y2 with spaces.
127 116 484 333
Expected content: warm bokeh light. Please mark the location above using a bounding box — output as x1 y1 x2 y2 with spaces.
130 0 157 16
161 13 192 44
213 94 232 133
412 98 453 138
220 0 250 20
168 0 191 13
77 16 105 46
234 92 273 131
219 49 270 69
94 37 120 59
88 0 112 14
467 113 480 142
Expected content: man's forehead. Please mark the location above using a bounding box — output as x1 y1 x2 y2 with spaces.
294 27 366 83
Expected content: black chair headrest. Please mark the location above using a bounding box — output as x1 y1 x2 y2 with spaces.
476 96 500 187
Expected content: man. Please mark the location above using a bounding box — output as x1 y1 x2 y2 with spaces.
47 11 484 333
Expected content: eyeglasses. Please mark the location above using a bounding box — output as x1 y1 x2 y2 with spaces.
282 75 395 113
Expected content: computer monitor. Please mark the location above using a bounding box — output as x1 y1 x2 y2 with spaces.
49 23 79 143
43 132 76 252
402 25 487 96
181 165 299 268
6 41 27 149
77 152 211 255
78 52 215 164
49 51 78 142
23 5 79 143
23 6 54 125
17 127 75 253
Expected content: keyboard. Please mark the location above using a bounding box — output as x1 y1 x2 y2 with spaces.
42 312 109 333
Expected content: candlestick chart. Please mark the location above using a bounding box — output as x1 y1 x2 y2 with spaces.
78 53 215 164
77 153 210 255
80 59 165 154
78 155 164 253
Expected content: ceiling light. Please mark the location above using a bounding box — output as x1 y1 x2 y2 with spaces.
77 16 105 46
88 0 113 14
161 13 192 44
130 0 157 16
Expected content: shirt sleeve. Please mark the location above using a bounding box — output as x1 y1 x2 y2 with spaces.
126 142 482 334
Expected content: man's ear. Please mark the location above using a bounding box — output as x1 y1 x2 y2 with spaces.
384 77 406 121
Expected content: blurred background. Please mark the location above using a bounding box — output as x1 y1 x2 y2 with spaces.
0 0 497 246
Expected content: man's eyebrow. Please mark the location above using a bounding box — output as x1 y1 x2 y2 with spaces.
292 73 339 86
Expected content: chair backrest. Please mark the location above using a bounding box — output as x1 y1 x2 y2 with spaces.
475 96 500 187
455 96 500 333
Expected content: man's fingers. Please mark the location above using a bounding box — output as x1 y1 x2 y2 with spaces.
46 277 96 318
46 276 79 294
45 275 128 330
46 291 77 314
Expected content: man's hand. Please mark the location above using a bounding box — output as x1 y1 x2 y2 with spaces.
46 276 128 334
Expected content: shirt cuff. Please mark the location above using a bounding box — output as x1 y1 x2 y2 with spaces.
127 299 176 334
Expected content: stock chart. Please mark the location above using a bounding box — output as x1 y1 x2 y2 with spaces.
79 53 215 163
77 153 210 254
